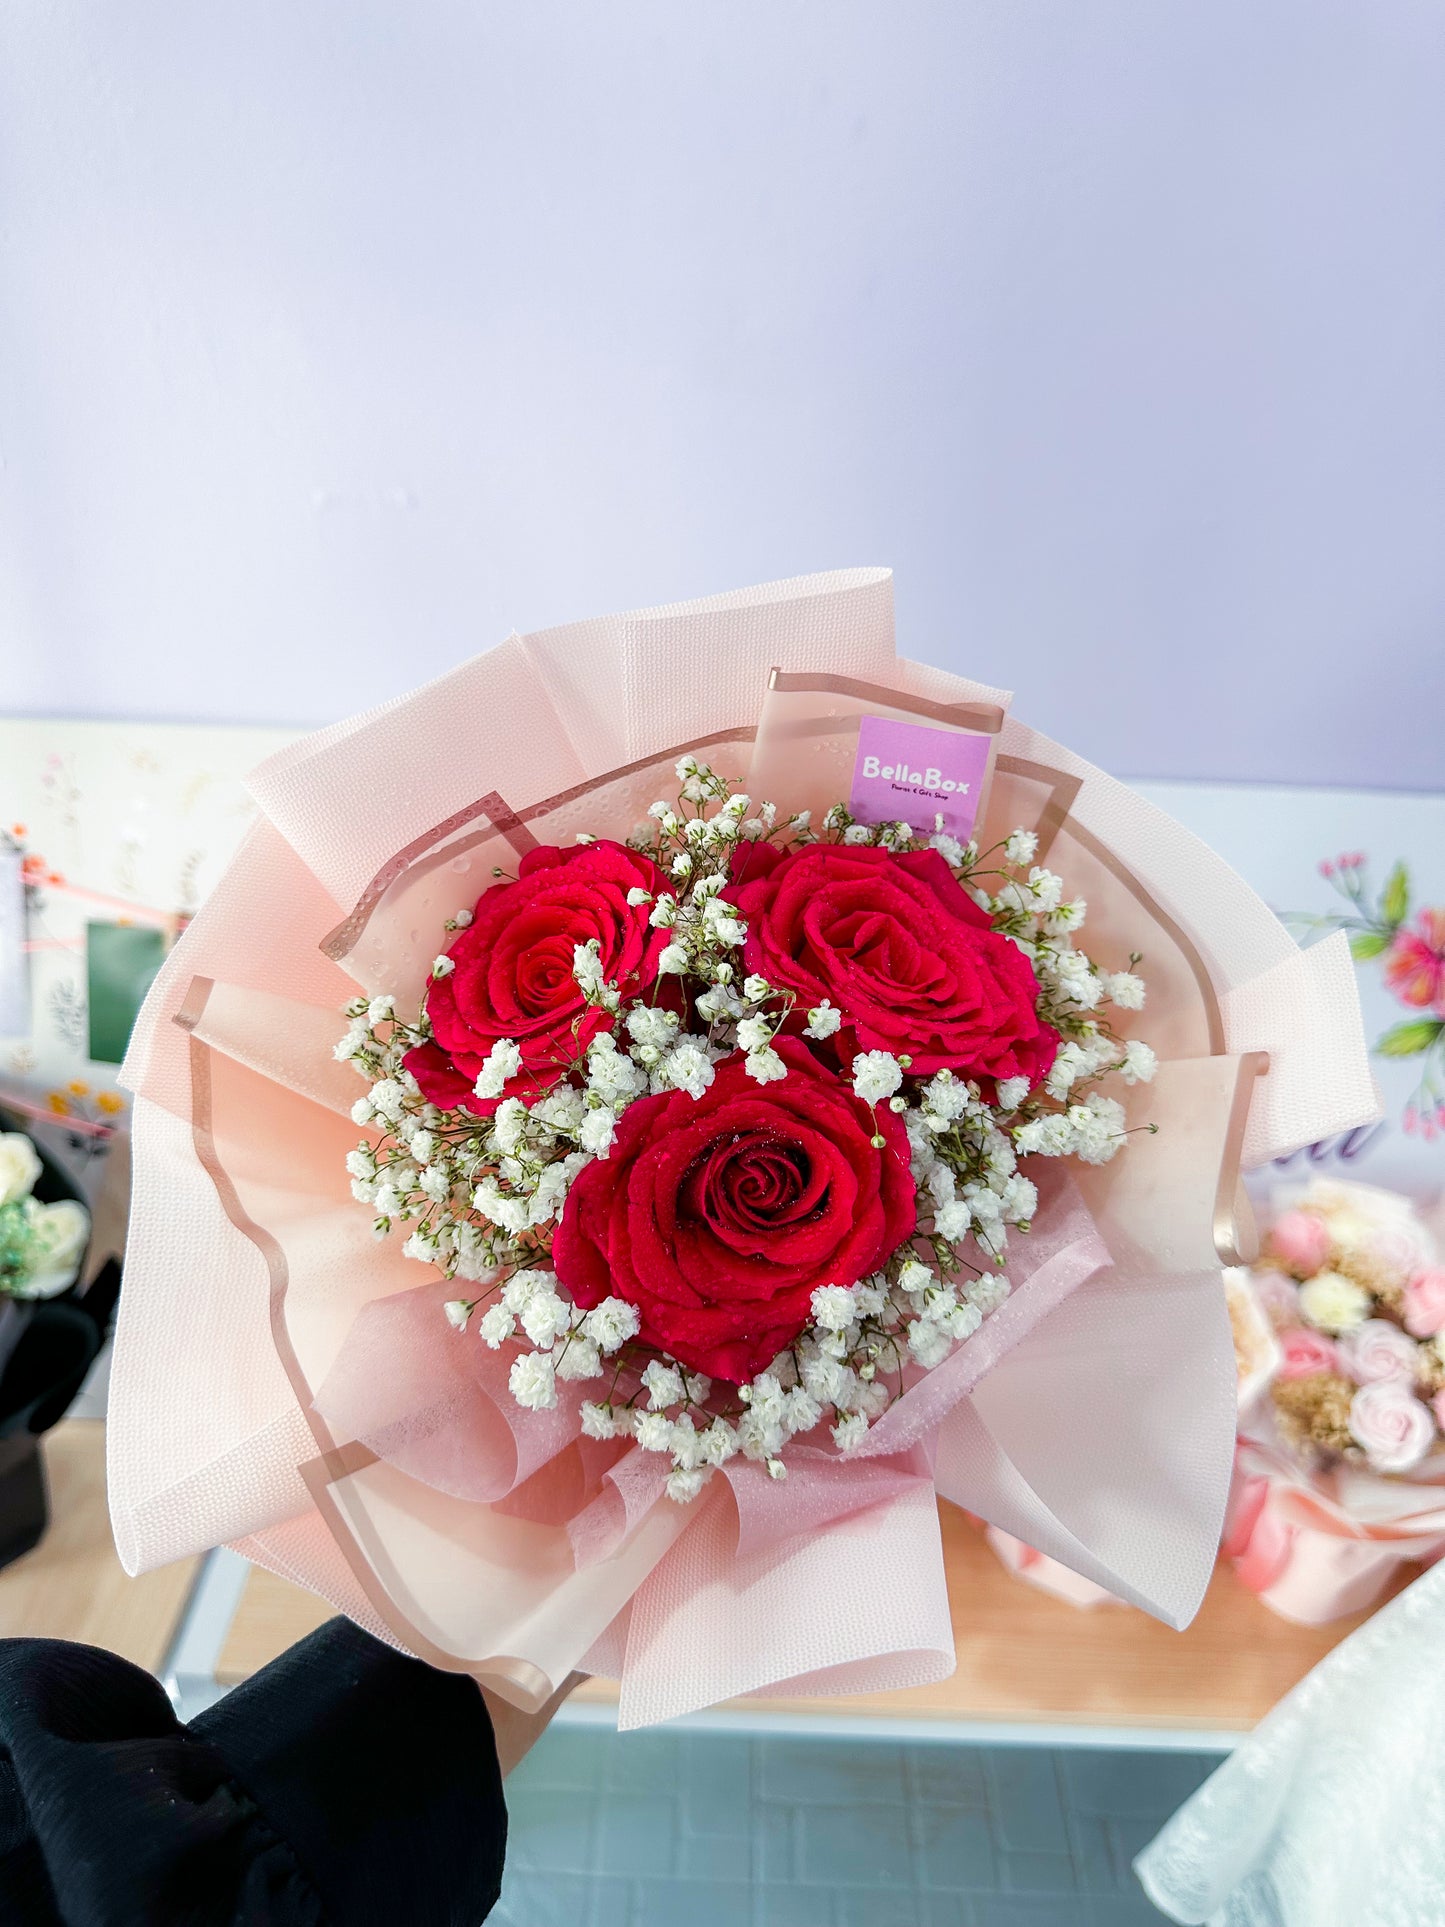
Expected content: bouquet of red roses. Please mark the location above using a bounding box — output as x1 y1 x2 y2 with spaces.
334 756 1150 1499
110 570 1375 1725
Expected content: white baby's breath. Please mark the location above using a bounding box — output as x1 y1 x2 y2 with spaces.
1104 971 1146 1010
473 1039 522 1102
1119 1040 1157 1085
804 1000 842 1040
584 1297 641 1353
509 1352 557 1410
555 1335 604 1380
744 1047 787 1084
810 1285 856 1333
851 1051 903 1103
479 1304 516 1348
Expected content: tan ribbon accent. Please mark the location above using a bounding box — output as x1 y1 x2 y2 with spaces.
995 756 1227 1059
320 792 537 962
767 667 1006 734
992 757 1084 864
991 756 1255 1255
1213 1054 1269 1266
319 726 756 965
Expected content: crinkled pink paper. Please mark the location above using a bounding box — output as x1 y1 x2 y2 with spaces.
109 568 1378 1726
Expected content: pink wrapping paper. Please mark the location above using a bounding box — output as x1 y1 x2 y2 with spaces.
108 568 1378 1726
1223 1433 1445 1624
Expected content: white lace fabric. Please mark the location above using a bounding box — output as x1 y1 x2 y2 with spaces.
1136 1557 1445 1925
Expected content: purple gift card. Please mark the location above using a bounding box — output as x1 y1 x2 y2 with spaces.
850 715 991 842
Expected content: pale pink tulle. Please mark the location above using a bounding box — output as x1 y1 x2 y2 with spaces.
107 568 1379 1726
311 1165 1105 1567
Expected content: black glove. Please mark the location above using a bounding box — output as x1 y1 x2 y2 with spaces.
0 1617 506 1925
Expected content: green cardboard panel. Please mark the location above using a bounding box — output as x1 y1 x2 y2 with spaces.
86 921 166 1065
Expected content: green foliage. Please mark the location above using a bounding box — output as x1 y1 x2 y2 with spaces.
1376 1018 1444 1059
1381 860 1410 928
0 1198 33 1291
1349 929 1389 960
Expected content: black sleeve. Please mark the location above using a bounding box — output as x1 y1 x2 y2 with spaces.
0 1617 507 1926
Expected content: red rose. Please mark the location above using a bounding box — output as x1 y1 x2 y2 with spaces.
553 1038 916 1383
404 839 668 1113
733 844 1058 1089
727 836 786 889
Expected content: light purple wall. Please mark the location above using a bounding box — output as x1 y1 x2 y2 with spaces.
2 3 1442 787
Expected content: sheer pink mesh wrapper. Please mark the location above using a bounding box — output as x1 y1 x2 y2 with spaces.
109 569 1378 1727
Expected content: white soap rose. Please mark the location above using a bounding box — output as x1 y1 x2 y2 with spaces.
0 1133 42 1208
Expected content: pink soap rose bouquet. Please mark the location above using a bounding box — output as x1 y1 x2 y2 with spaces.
1247 1181 1445 1477
1221 1180 1445 1625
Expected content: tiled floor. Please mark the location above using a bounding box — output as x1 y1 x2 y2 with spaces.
492 1727 1215 1926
